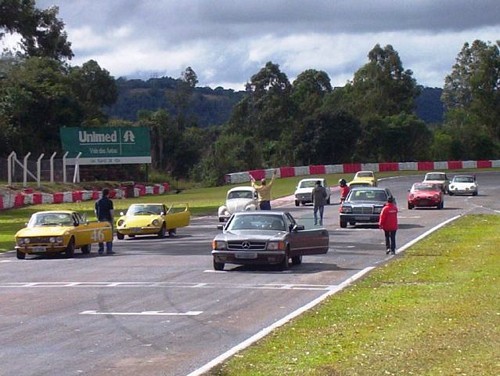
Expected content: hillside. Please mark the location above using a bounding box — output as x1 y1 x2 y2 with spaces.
105 77 444 126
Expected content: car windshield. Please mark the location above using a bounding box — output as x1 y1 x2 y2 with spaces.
453 176 474 183
413 184 437 191
356 172 373 178
299 180 317 188
229 214 285 231
426 173 445 180
128 205 163 215
228 190 253 199
30 213 73 227
349 190 387 201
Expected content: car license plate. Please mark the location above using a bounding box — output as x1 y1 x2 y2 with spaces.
235 252 257 259
354 216 367 221
32 246 46 252
129 227 141 232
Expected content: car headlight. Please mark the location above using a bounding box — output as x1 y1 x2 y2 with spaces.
17 238 30 245
433 194 440 200
267 241 286 251
339 206 352 213
152 219 160 226
117 219 125 226
49 237 63 244
212 240 227 250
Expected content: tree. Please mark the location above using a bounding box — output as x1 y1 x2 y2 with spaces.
342 44 420 120
69 60 118 125
442 40 500 142
0 0 73 60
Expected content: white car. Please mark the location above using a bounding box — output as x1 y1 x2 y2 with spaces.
423 171 450 194
218 186 258 222
294 178 331 206
448 175 478 196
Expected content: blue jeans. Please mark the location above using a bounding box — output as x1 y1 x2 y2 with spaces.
384 230 397 252
314 205 324 225
259 201 271 210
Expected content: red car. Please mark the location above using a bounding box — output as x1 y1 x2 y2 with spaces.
407 183 444 210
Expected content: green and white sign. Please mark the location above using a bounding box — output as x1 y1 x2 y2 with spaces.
60 127 151 165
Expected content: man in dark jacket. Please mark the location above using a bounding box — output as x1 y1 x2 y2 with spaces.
312 180 327 226
94 188 115 255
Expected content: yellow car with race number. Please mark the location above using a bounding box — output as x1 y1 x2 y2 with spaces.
15 210 112 259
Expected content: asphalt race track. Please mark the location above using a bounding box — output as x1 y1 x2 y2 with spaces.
0 171 499 376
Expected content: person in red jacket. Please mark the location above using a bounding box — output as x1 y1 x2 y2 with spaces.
379 196 398 255
339 178 350 203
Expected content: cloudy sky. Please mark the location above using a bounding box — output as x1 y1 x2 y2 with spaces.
15 1 500 90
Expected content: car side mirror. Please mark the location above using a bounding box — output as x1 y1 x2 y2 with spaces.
291 224 304 232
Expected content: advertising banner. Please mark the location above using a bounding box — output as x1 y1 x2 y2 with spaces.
60 127 151 165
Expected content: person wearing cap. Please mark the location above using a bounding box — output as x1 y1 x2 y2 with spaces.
339 178 350 203
250 170 276 210
379 196 398 255
312 180 327 225
94 188 115 255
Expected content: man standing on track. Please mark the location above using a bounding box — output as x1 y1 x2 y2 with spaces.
379 196 398 255
250 170 276 210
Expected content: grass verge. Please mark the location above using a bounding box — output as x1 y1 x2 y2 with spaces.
209 214 500 376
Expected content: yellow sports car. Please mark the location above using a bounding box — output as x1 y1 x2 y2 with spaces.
15 210 112 259
349 170 378 187
116 203 190 239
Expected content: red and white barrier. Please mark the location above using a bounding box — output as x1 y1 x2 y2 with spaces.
225 159 500 184
0 183 171 210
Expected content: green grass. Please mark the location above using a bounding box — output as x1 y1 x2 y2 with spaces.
208 214 500 375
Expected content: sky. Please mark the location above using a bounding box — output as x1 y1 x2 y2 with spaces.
5 1 500 90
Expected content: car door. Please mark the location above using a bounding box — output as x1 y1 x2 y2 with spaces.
285 213 329 256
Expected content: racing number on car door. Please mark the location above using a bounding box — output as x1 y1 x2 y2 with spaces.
91 229 106 242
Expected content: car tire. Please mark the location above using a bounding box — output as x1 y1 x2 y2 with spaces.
16 250 26 260
168 229 176 237
279 251 290 270
472 191 478 196
81 244 91 254
291 255 302 265
65 238 75 258
116 232 124 240
295 200 299 207
438 201 444 210
158 225 166 238
408 203 414 210
340 220 347 228
326 197 331 205
448 192 454 196
213 258 224 271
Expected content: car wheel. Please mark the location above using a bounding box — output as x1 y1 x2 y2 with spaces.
448 192 454 196
16 250 26 260
158 225 166 238
326 197 331 205
116 232 124 240
438 201 444 210
168 229 176 237
340 220 347 228
295 200 299 207
219 217 225 222
81 244 91 254
291 255 302 265
279 252 290 270
408 203 414 210
213 258 224 271
472 191 478 196
65 238 75 258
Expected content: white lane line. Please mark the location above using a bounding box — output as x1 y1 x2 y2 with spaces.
80 310 202 316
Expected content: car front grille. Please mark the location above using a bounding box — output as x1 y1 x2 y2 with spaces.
227 240 267 251
352 206 374 214
25 237 52 244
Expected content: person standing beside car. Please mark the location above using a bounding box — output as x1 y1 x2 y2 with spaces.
379 196 398 255
312 180 327 226
339 178 350 203
95 188 115 255
250 170 276 210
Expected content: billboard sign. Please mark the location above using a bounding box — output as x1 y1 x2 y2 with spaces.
60 127 151 165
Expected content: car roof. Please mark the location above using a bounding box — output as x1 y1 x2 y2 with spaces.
228 186 255 192
233 211 287 217
299 177 324 182
349 186 386 191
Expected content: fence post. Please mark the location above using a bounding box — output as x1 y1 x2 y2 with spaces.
7 151 16 186
49 152 57 183
23 152 31 187
73 152 81 183
36 153 44 188
62 151 69 183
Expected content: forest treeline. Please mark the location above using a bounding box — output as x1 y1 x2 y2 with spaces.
1 1 498 185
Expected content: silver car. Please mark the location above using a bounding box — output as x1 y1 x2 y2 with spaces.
212 211 329 270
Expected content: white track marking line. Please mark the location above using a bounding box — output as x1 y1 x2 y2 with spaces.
80 310 202 316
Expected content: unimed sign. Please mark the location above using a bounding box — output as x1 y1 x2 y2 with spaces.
60 127 151 165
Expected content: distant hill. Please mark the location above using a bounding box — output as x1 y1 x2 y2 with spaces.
106 77 444 126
